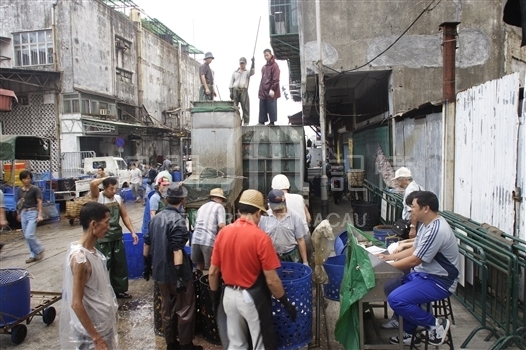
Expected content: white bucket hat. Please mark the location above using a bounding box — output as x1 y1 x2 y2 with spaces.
393 167 412 180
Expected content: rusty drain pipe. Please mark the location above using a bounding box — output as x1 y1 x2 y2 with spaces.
440 22 460 103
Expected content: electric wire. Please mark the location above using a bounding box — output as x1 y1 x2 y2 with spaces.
323 0 441 75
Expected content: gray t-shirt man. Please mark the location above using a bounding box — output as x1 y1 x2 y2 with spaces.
259 210 307 254
413 216 460 293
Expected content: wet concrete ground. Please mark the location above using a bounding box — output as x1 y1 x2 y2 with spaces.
0 195 499 349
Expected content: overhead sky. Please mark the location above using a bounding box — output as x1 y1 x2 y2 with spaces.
133 0 302 126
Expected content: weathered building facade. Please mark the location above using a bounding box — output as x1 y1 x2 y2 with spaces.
271 0 526 187
0 0 201 175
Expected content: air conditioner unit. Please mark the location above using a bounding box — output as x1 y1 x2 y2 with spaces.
99 109 109 115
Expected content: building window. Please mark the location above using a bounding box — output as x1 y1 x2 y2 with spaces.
63 93 80 114
13 30 53 67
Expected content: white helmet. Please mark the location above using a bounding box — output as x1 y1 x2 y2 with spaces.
271 174 290 190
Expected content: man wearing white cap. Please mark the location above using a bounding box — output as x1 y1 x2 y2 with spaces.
191 188 226 271
259 189 308 265
393 167 423 239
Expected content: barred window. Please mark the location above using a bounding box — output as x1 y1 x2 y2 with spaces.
13 30 53 66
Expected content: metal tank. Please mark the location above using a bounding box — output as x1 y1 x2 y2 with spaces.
186 101 243 208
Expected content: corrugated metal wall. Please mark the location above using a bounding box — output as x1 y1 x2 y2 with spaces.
353 126 390 187
394 113 442 204
454 73 519 235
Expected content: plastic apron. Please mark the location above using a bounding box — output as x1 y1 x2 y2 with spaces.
95 200 128 294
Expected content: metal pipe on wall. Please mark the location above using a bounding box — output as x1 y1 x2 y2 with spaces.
316 0 328 220
440 22 459 211
52 1 61 178
132 9 144 107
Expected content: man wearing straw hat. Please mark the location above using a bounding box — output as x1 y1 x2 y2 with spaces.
209 189 297 349
191 188 226 271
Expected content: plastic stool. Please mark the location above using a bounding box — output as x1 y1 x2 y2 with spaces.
410 297 454 350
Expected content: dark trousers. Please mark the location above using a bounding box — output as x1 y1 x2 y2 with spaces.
95 239 129 294
259 99 277 124
157 279 196 346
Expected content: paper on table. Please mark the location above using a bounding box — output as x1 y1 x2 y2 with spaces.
365 245 388 255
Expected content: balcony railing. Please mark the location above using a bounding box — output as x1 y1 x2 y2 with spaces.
269 0 298 35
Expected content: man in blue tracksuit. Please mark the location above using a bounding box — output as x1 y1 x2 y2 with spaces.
378 191 460 347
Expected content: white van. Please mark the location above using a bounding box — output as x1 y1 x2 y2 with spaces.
83 157 131 188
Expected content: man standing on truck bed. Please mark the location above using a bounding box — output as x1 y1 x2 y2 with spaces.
90 177 138 299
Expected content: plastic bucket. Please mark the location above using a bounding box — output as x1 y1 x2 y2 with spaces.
274 262 313 349
0 268 31 326
334 230 348 255
323 255 346 301
373 225 400 246
352 201 381 231
123 232 144 279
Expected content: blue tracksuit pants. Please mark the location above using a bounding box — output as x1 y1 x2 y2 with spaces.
388 272 451 333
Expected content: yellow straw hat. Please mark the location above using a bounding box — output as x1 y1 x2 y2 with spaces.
238 189 267 214
208 188 226 200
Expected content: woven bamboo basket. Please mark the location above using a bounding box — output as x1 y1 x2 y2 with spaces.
66 196 91 218
347 170 365 187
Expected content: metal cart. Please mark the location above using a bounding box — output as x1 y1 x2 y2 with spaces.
0 291 61 345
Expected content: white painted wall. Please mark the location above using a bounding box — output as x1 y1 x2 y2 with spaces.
454 73 520 235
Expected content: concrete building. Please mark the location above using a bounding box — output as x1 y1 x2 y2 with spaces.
270 0 526 193
0 0 201 175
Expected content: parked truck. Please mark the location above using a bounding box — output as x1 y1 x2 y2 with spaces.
54 155 131 201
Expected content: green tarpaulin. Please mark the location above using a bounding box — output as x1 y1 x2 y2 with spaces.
0 135 51 161
335 223 376 350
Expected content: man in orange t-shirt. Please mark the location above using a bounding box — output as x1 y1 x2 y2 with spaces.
209 189 297 349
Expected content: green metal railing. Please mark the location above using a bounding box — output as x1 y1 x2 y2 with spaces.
362 181 526 349
363 180 403 225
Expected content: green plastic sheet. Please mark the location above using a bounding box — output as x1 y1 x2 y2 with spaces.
335 223 376 350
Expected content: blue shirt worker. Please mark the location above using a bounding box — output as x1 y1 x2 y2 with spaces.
191 188 226 271
378 191 460 347
172 165 183 182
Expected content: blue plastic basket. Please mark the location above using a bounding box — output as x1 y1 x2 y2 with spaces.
119 188 135 203
373 225 400 246
323 254 346 301
273 262 313 350
334 230 348 255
